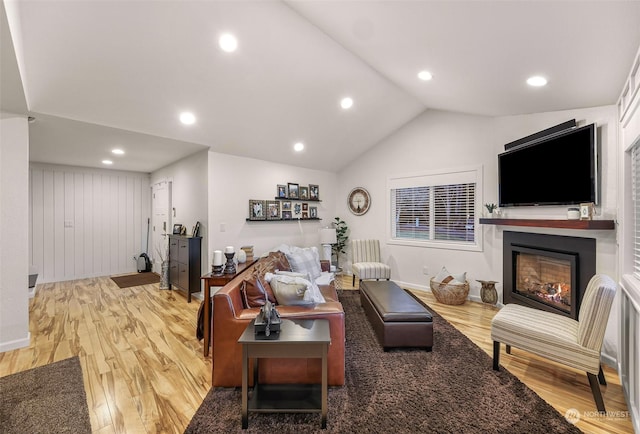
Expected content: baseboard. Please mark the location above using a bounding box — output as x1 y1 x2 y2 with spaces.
600 352 617 370
0 332 31 353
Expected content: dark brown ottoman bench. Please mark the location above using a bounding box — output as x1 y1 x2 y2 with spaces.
360 280 433 351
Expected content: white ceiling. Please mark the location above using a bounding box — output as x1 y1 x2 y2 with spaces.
2 1 640 173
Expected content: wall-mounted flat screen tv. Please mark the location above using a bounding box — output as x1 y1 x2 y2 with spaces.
498 123 598 207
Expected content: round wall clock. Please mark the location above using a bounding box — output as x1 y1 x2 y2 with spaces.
348 187 371 216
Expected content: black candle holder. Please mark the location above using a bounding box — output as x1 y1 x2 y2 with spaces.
224 252 236 274
212 264 224 275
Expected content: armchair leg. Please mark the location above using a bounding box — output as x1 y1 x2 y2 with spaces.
598 366 607 386
493 341 500 371
587 372 606 413
352 275 355 287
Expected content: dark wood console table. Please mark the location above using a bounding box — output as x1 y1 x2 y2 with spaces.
200 260 256 357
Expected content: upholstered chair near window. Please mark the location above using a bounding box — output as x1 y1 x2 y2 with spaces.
351 239 391 287
491 274 617 412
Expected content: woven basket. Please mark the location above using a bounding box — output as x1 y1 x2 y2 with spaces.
430 277 470 305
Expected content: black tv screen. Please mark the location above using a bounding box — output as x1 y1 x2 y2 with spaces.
498 124 597 207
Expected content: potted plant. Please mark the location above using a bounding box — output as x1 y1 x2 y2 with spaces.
332 217 349 268
484 203 497 217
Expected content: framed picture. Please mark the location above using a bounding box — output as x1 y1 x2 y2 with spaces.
309 184 319 200
302 211 309 219
302 202 308 211
293 203 302 218
266 200 281 220
172 224 183 235
299 186 309 200
580 202 594 220
282 201 292 211
310 206 317 218
249 200 266 220
282 210 292 220
288 183 299 199
277 184 287 198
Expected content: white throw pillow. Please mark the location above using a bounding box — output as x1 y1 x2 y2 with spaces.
434 266 466 283
268 273 325 304
285 247 322 281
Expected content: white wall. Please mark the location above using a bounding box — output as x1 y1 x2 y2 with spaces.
337 109 496 288
336 106 620 361
207 151 337 268
0 115 30 352
151 150 208 277
29 163 150 283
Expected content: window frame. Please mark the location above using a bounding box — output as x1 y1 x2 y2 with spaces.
386 165 483 252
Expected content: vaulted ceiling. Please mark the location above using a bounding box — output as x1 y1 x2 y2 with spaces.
2 1 640 173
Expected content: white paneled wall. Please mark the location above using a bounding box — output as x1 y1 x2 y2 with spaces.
30 164 150 283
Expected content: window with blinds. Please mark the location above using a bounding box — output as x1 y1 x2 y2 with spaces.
389 167 481 250
633 143 640 278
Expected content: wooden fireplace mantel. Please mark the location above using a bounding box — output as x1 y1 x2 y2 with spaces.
479 218 615 230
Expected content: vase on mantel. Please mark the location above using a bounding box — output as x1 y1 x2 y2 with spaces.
160 261 170 290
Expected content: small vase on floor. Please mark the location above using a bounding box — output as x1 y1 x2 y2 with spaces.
477 280 498 305
160 261 170 290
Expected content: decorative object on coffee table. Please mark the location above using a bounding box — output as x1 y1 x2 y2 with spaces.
477 280 498 305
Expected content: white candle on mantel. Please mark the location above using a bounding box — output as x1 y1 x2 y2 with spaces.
213 250 223 266
225 246 235 254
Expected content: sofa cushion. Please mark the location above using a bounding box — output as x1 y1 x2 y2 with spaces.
264 251 291 272
270 278 314 306
285 247 322 281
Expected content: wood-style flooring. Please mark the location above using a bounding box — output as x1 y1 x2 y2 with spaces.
0 275 632 433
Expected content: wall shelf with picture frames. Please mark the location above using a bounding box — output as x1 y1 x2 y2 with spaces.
247 190 322 221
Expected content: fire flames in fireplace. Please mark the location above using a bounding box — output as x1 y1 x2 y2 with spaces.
516 254 572 314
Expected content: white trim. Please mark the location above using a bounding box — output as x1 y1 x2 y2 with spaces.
0 333 30 353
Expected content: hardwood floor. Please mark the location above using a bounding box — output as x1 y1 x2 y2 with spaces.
0 275 632 433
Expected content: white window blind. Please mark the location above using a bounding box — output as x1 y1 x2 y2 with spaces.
433 183 475 242
392 186 430 240
390 177 477 245
633 143 640 278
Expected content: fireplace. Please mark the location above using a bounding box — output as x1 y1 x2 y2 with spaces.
503 231 596 320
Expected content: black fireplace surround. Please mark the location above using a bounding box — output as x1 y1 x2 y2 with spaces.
503 231 596 320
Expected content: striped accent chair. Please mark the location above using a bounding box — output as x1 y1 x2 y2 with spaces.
351 239 391 287
491 274 617 412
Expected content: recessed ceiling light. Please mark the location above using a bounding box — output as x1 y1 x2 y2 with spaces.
340 97 354 109
293 142 304 152
219 33 238 53
417 70 433 81
527 76 547 87
179 112 196 125
102 160 113 165
112 148 124 155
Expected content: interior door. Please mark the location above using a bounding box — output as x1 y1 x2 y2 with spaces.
151 181 171 273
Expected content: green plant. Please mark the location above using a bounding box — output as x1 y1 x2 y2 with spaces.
332 217 349 266
484 203 497 214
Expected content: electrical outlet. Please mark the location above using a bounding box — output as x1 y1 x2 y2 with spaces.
422 266 429 275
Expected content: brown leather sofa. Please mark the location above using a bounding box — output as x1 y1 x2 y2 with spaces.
211 252 345 387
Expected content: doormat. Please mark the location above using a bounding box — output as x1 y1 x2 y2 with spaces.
111 272 160 289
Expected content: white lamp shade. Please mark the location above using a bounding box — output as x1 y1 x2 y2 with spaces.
319 227 337 245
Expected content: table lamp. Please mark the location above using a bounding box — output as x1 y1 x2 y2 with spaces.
319 227 337 263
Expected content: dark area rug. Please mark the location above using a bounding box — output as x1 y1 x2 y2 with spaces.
185 290 581 433
111 272 160 288
0 356 91 434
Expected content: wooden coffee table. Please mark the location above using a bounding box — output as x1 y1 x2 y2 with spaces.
238 318 330 429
